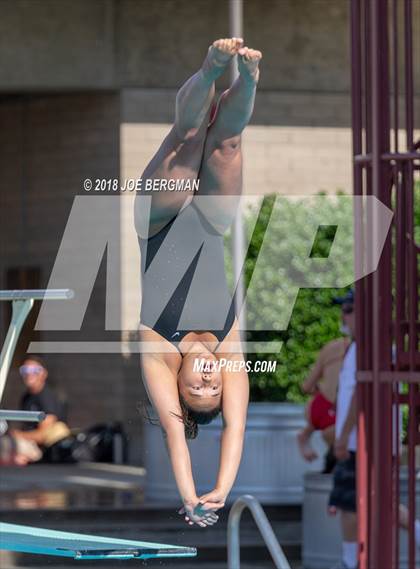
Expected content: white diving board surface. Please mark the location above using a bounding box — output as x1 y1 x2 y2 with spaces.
0 522 197 560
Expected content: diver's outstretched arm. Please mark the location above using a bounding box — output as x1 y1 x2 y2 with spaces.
140 351 217 526
140 356 197 500
216 364 249 498
199 327 250 507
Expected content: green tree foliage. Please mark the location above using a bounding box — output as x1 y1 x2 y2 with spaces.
226 192 354 403
225 186 419 403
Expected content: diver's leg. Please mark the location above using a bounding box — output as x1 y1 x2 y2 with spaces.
135 39 243 238
174 38 244 138
194 47 261 232
204 46 261 145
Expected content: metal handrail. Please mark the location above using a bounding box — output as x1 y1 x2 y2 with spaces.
0 289 74 301
227 494 292 569
0 410 46 422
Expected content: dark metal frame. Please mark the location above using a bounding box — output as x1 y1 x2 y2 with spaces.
351 0 419 567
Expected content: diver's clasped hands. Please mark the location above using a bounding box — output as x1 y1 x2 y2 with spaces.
198 487 226 511
178 487 227 528
178 499 219 528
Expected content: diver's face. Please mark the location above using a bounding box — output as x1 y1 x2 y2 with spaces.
178 350 222 411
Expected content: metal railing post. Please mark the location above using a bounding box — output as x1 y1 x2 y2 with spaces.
227 494 291 569
0 299 34 402
0 289 73 420
229 0 247 343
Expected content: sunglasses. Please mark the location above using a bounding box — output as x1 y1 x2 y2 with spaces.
19 365 43 377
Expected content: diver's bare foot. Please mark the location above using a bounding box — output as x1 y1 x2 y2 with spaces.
238 47 262 83
203 37 243 78
297 430 318 462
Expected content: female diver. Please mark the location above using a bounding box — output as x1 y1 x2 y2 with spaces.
134 38 261 527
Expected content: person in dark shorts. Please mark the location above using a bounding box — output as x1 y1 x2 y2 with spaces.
329 451 356 513
328 291 358 569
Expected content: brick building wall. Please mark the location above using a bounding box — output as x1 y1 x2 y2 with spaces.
0 93 147 463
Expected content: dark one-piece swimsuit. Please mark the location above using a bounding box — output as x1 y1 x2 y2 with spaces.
139 201 236 351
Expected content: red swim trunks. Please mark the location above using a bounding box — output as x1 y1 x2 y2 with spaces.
309 392 336 430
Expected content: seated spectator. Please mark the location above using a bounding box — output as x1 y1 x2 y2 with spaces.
0 418 40 465
10 355 71 462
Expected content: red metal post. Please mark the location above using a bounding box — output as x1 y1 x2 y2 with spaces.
369 3 394 568
351 2 370 567
350 0 420 567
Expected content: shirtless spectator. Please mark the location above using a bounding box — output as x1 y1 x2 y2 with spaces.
297 291 353 466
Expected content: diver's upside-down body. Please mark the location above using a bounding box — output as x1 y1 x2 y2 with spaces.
134 38 261 529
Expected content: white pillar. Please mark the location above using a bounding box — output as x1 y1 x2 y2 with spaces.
229 0 246 342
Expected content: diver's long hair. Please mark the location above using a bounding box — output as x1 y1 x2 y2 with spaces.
174 395 221 439
139 396 221 440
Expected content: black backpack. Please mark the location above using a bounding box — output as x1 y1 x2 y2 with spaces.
43 422 128 464
71 422 128 463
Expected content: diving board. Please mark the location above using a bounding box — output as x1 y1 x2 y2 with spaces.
0 522 197 560
0 289 198 561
